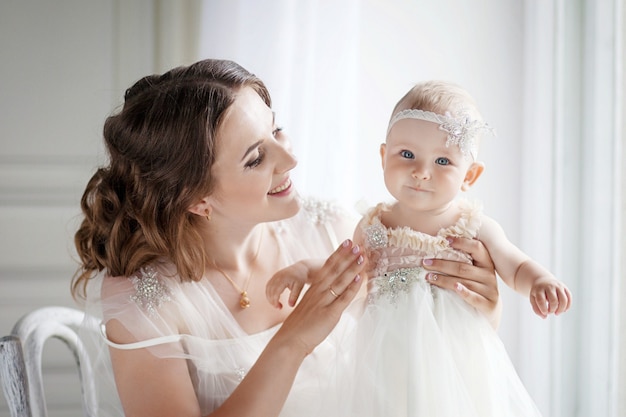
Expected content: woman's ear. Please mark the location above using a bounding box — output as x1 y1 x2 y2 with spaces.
188 197 213 220
461 161 485 191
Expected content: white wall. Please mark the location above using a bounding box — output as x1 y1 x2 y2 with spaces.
0 1 621 416
0 1 159 415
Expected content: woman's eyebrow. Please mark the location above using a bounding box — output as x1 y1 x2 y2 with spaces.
241 140 263 162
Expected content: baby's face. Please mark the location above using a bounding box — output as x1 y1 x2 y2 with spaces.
381 118 475 213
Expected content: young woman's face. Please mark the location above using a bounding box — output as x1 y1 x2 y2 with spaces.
381 119 474 214
208 86 299 225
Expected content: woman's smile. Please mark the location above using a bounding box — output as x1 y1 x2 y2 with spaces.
268 178 292 195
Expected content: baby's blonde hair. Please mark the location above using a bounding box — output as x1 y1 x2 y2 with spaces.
391 80 483 123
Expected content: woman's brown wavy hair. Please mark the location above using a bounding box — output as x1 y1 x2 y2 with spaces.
72 59 271 299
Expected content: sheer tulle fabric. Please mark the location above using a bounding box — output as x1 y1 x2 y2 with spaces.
78 198 358 417
325 200 543 417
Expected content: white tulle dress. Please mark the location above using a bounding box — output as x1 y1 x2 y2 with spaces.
329 199 543 417
78 197 358 417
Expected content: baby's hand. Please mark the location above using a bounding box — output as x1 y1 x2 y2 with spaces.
266 259 323 309
529 277 572 318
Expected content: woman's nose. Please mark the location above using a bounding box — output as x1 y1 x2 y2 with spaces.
275 140 298 173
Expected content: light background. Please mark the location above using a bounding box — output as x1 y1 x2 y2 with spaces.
0 1 623 416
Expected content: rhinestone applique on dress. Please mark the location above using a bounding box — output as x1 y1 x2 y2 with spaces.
370 267 422 304
130 266 172 317
365 223 388 249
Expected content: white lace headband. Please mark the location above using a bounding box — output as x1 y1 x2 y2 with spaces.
387 109 494 160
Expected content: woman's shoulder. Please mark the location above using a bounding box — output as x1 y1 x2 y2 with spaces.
101 260 179 319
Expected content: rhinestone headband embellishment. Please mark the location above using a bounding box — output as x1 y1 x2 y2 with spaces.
387 109 494 160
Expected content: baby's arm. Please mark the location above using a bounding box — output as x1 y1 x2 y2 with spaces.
266 259 324 309
478 215 572 318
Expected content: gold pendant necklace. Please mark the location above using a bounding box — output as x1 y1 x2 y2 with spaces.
212 226 265 309
214 266 252 308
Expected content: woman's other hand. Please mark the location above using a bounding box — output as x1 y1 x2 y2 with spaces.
422 237 501 328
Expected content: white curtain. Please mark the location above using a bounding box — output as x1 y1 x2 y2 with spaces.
194 1 623 416
521 0 623 416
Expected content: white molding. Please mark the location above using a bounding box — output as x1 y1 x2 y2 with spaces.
0 159 96 206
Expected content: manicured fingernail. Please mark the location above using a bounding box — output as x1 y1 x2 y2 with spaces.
342 239 351 248
354 274 361 283
357 255 364 265
352 245 360 254
422 258 433 266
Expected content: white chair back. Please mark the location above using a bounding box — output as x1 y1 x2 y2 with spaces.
0 306 98 417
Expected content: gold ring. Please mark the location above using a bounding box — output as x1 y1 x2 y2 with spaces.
329 286 340 298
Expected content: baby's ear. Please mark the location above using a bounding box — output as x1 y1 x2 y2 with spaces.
461 161 484 191
379 143 387 170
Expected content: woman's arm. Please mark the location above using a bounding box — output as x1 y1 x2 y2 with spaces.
107 321 203 417
421 237 502 328
107 239 365 417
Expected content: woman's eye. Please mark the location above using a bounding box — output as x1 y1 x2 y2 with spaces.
400 150 414 159
435 157 450 165
245 149 265 169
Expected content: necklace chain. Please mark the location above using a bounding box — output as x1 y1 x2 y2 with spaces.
212 226 265 309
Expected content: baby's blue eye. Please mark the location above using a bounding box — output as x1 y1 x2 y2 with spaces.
435 157 450 165
400 150 414 159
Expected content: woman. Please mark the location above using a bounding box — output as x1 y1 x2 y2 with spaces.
73 59 500 417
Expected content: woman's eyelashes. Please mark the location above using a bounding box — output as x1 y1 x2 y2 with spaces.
272 126 283 137
245 148 265 169
244 127 283 169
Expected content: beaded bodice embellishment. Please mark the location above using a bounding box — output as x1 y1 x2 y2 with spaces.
362 200 482 304
370 267 425 304
130 266 172 317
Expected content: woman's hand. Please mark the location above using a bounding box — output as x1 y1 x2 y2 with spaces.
217 239 365 417
273 239 365 356
421 237 502 328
